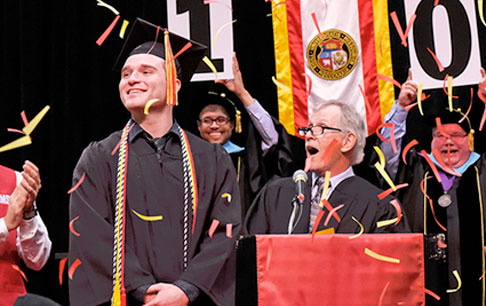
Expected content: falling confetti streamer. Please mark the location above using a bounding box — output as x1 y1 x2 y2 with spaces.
203 56 218 78
68 259 82 280
348 216 364 239
67 173 86 194
132 209 163 222
364 248 400 263
143 99 159 115
59 258 67 285
119 19 129 39
96 15 121 46
447 270 462 293
69 216 81 237
208 219 220 238
212 20 237 47
402 139 419 165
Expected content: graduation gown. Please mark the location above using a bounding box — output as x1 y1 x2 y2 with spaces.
244 174 410 235
396 150 486 305
68 123 241 306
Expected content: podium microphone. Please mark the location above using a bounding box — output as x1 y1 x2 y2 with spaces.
288 170 308 234
293 170 308 204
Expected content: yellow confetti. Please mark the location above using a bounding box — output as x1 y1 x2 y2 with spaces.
143 99 159 115
319 171 332 208
480 0 486 27
271 76 291 93
349 216 364 239
447 270 462 293
202 56 218 78
376 218 398 228
212 19 237 47
222 193 232 203
96 0 120 15
417 83 424 116
22 105 50 136
0 135 32 153
364 248 400 264
374 146 386 168
447 76 453 112
375 162 397 191
131 209 163 221
119 19 129 39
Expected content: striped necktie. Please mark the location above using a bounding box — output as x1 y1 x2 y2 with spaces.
309 176 327 232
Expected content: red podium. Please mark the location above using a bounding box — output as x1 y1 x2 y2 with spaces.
237 234 424 305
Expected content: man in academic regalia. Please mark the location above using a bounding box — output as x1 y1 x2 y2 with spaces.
379 68 486 305
68 18 241 306
0 161 53 305
245 100 410 235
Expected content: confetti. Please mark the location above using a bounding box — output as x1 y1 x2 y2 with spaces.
442 74 458 101
437 239 447 249
420 150 442 183
59 258 67 285
375 123 397 153
96 0 120 15
431 149 461 177
69 216 81 237
20 110 29 126
12 264 27 282
478 88 486 131
96 15 121 46
374 146 386 167
377 218 398 228
425 288 441 300
390 11 416 47
377 183 409 200
226 224 233 238
119 19 129 39
447 76 453 111
458 87 474 124
364 248 400 263
212 20 237 47
67 173 86 194
435 117 449 138
271 75 291 93
447 270 462 293
22 105 50 136
311 209 325 238
208 219 220 238
323 204 344 226
377 74 402 90
417 83 424 116
427 48 445 72
378 281 391 306
348 216 364 239
68 259 82 280
143 99 159 115
203 56 218 78
420 176 447 232
311 12 324 40
131 209 163 222
319 171 332 206
434 0 440 5
480 0 486 27
171 42 193 62
321 199 341 223
0 135 32 153
111 124 135 155
375 162 397 191
222 193 232 204
402 139 419 165
7 128 25 135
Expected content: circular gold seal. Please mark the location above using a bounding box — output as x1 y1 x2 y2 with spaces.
306 29 358 80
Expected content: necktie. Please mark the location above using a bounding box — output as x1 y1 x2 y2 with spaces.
309 176 326 232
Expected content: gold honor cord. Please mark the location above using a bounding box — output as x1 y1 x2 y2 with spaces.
475 166 485 305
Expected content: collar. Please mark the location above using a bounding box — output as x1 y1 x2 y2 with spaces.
128 120 180 143
312 167 355 188
223 141 245 154
427 151 480 175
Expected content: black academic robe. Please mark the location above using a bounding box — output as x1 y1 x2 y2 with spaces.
244 174 410 235
396 150 486 306
68 123 241 306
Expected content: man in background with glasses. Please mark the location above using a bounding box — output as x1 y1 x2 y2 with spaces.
244 100 409 235
378 68 486 305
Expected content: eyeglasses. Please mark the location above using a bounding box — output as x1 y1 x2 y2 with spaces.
297 125 342 137
433 133 467 141
199 116 230 126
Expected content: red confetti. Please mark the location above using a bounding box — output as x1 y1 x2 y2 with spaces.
434 0 440 5
68 259 82 280
425 288 441 300
378 281 390 306
323 204 344 226
208 219 220 238
427 48 445 72
311 13 324 40
321 199 341 223
375 122 397 153
67 173 86 194
435 117 450 139
320 138 340 166
377 183 409 200
12 264 27 282
390 11 416 47
442 74 458 99
311 209 325 238
7 128 25 135
59 258 67 285
431 149 461 177
402 139 419 165
377 74 402 90
438 239 447 249
420 150 442 183
96 14 121 46
111 124 135 155
226 223 233 238
69 216 81 237
420 176 447 232
171 42 193 62
389 199 403 225
20 111 29 127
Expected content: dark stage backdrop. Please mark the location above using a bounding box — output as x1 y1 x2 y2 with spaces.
1 1 485 305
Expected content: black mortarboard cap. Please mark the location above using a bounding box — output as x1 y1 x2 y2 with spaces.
113 18 207 83
198 91 242 133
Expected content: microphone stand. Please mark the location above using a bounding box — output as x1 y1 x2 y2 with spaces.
287 196 303 234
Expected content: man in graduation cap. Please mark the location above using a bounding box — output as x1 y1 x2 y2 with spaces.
68 18 241 306
196 54 280 215
245 100 410 235
379 68 486 305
